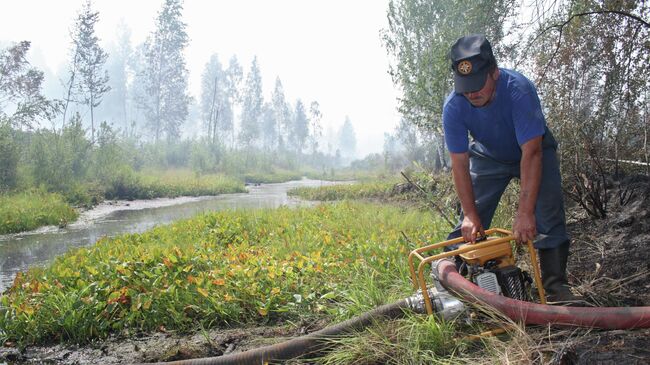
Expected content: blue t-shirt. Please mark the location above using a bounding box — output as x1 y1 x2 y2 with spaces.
442 68 546 162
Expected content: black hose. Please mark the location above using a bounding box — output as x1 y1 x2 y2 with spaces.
141 299 409 365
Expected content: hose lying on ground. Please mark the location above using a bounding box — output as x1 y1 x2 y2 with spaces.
144 259 650 364
142 299 409 365
436 259 650 329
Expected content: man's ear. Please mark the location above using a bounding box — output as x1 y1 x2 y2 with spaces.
491 67 500 81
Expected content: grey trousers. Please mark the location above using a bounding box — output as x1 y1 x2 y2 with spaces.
447 131 569 249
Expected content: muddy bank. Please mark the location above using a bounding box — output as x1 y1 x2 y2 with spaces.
0 320 328 364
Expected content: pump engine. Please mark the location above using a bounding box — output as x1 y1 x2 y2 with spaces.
456 238 532 301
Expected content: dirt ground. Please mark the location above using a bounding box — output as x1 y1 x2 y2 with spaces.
0 319 327 364
2 175 650 364
553 174 650 365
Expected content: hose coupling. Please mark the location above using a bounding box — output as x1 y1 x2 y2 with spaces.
405 283 466 321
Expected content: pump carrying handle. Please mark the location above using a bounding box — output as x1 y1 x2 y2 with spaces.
408 228 546 315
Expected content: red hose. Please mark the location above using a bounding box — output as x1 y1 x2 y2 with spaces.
436 259 650 329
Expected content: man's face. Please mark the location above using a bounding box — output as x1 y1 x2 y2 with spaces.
463 68 499 107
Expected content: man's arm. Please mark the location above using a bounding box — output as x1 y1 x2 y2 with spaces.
450 152 485 243
514 136 543 243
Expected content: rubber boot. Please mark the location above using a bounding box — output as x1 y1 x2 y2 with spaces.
538 242 583 305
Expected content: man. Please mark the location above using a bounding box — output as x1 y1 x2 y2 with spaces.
442 34 578 303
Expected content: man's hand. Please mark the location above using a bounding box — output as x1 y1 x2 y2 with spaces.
513 211 536 244
461 213 485 243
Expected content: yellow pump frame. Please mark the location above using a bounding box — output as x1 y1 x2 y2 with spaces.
408 228 546 315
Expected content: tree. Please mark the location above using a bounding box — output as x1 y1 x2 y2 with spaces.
0 41 57 190
260 102 277 151
73 0 110 143
308 101 323 155
101 22 132 134
271 77 291 149
338 116 357 162
0 41 57 129
291 99 309 153
223 56 243 147
137 0 190 142
0 124 19 190
200 54 229 145
238 56 263 147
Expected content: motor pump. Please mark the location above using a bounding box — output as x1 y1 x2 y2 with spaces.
456 238 533 301
407 229 547 317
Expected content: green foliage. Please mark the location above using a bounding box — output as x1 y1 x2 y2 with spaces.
0 122 20 191
0 190 78 234
0 202 446 345
29 114 92 193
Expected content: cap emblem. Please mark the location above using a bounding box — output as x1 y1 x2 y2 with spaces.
458 60 472 75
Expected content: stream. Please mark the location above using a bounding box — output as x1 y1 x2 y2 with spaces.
0 179 340 293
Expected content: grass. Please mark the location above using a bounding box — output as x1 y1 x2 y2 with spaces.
287 180 401 201
105 169 246 200
308 314 460 364
308 298 558 365
0 202 448 346
303 169 388 182
0 190 78 234
241 170 304 184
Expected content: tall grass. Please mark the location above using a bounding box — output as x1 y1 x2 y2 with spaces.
287 180 401 201
105 169 246 200
0 202 448 345
311 314 460 365
241 170 304 184
0 190 78 234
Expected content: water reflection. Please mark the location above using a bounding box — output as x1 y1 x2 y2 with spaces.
0 179 339 292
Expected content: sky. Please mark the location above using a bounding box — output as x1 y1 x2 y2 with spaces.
0 0 402 158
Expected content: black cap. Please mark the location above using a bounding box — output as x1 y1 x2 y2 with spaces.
450 34 496 93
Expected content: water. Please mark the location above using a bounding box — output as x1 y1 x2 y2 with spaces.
0 179 340 292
